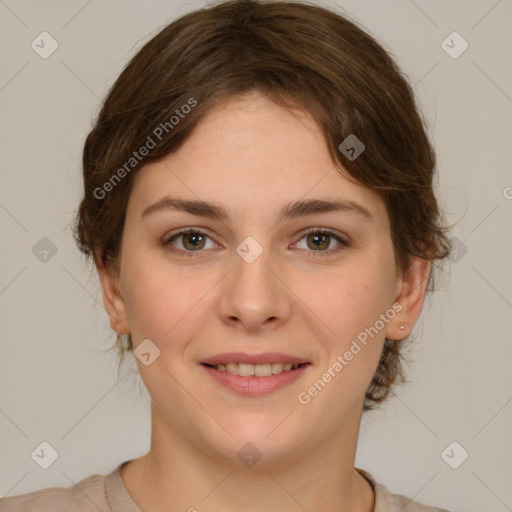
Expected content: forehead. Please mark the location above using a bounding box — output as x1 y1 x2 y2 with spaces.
127 92 389 227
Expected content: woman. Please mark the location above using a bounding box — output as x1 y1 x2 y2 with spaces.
0 1 453 511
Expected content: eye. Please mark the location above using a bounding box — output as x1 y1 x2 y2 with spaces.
293 228 349 257
164 228 217 256
163 227 350 258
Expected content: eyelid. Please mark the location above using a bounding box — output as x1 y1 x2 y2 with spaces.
295 227 350 244
163 226 215 243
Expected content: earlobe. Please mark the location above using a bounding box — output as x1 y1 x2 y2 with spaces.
96 259 130 335
386 257 431 341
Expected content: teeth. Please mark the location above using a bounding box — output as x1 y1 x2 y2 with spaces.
213 362 300 376
238 363 255 377
226 363 238 375
271 363 283 374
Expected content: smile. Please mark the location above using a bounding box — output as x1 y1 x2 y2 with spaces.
204 362 303 376
200 356 311 396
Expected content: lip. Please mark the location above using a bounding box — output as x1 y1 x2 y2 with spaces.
200 352 309 365
201 362 311 396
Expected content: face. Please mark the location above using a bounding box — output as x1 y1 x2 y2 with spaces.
99 91 428 467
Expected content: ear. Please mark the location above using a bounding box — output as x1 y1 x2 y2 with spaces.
95 257 130 335
385 256 431 341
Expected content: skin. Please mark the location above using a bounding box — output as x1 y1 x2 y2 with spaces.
97 90 430 512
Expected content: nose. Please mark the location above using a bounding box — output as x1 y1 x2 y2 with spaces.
218 243 292 335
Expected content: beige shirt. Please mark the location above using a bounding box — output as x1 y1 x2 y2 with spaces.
0 460 450 512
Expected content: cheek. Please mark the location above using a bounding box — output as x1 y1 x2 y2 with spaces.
295 256 395 400
298 262 391 341
295 269 390 413
122 257 216 344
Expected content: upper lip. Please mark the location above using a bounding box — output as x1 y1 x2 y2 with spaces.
200 352 310 366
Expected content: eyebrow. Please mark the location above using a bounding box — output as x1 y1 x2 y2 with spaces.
141 196 373 223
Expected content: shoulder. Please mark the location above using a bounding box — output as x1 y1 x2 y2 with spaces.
357 468 452 512
374 482 452 512
0 473 109 512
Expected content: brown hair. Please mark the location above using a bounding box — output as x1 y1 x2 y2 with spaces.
73 0 452 410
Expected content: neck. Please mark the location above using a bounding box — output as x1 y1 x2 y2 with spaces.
120 404 375 512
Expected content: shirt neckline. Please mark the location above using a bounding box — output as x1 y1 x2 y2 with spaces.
105 460 385 512
356 467 386 512
105 460 143 512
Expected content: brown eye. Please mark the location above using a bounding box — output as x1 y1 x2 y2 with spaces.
181 232 206 250
306 232 331 250
294 229 349 256
164 229 216 256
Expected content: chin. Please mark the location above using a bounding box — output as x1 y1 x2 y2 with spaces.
208 415 311 467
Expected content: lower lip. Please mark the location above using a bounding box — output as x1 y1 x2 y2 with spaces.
201 364 310 396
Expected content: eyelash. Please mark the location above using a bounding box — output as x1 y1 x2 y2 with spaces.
163 227 350 258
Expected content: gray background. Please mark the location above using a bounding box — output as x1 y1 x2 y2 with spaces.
0 1 511 510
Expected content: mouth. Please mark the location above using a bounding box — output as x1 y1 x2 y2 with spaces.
199 353 311 396
201 362 307 377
